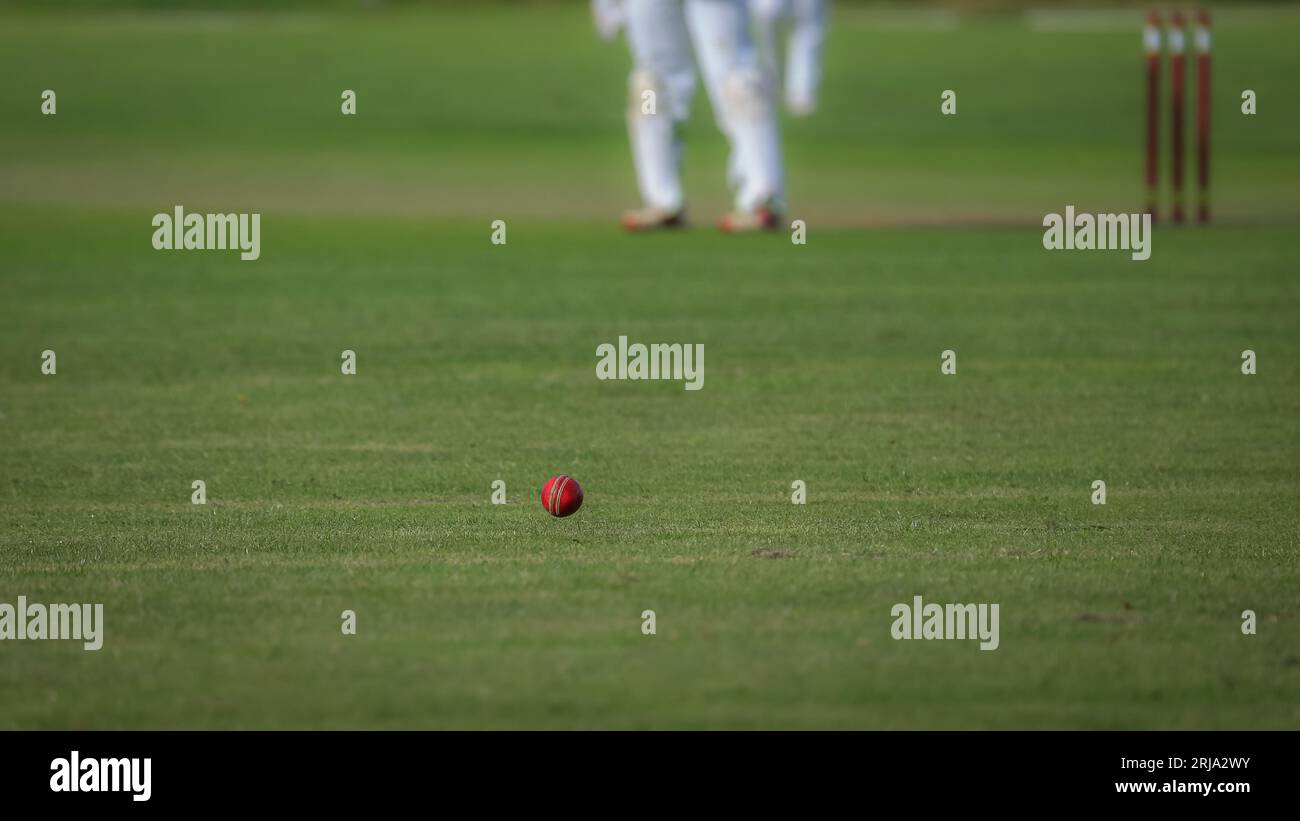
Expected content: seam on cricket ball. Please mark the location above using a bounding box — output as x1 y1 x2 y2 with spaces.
553 475 570 516
547 476 562 516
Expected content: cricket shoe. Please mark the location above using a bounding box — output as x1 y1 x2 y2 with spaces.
719 206 781 234
621 206 686 232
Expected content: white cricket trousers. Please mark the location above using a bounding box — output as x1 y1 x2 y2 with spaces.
624 0 785 213
750 0 827 115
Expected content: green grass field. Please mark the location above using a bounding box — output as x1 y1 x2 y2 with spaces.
1 3 1298 729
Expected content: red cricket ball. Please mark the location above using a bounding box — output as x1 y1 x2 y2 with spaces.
541 474 584 518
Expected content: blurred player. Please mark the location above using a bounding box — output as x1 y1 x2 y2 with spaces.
749 0 828 116
594 0 786 232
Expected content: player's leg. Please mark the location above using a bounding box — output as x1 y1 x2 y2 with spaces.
748 0 788 90
784 0 827 116
739 0 787 192
622 0 697 229
685 0 785 229
591 0 628 42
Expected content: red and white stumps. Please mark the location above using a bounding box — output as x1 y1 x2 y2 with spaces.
1169 10 1186 224
1143 10 1162 221
541 475 584 518
1194 8 1212 223
1141 7 1211 225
